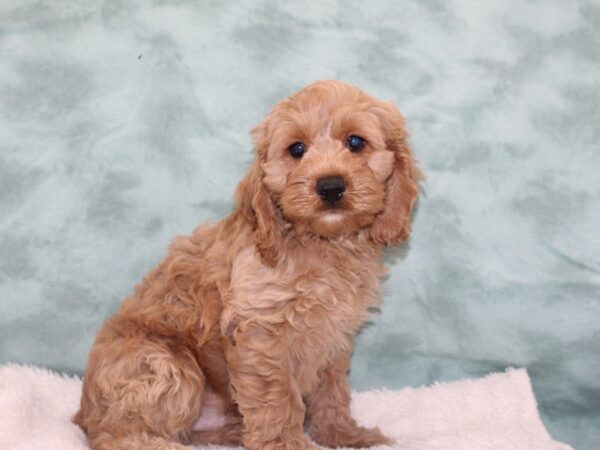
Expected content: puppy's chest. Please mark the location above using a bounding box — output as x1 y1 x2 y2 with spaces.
228 246 382 378
230 246 380 321
280 260 381 395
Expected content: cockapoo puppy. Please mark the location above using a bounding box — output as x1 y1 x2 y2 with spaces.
75 80 421 450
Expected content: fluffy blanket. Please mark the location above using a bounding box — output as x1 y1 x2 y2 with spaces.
0 365 571 450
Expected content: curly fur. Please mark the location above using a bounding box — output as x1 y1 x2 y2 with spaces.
74 80 422 450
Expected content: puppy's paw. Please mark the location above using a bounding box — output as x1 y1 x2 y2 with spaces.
311 424 393 448
247 434 319 450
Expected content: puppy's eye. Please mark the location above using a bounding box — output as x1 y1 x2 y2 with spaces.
346 135 366 152
288 142 306 159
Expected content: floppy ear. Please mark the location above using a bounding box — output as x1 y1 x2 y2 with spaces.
234 119 285 267
369 101 422 246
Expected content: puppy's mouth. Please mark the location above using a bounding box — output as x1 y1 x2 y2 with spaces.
310 206 377 238
310 211 350 237
318 198 349 213
319 211 346 223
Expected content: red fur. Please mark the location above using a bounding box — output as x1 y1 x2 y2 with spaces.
74 80 421 450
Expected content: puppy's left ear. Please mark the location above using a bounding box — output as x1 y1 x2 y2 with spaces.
234 118 285 267
370 101 423 246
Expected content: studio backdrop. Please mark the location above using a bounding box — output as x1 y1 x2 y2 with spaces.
0 1 598 448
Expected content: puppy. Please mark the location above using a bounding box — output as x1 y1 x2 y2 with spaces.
74 80 421 450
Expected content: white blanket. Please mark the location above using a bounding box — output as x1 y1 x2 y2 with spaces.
0 364 571 450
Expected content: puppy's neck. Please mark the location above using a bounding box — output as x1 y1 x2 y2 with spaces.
287 229 382 260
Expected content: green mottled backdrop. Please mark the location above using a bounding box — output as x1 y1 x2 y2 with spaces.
1 1 599 448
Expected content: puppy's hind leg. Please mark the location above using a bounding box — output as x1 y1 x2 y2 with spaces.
89 433 194 450
79 333 205 450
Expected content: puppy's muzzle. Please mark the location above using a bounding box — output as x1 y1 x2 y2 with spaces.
316 176 345 205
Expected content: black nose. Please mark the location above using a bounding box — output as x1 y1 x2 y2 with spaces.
316 176 346 204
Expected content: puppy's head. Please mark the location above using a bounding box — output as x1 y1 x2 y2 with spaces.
236 80 421 266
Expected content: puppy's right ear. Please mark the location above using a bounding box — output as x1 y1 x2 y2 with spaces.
234 118 285 267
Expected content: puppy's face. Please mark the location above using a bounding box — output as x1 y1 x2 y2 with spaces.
260 97 391 237
252 81 419 241
236 80 421 265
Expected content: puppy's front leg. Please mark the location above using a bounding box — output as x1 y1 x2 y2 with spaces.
226 323 318 450
306 355 393 448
